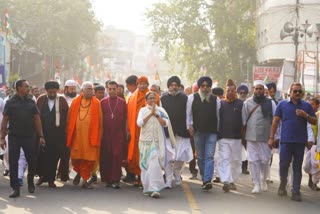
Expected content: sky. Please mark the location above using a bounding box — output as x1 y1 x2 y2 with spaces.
91 0 164 35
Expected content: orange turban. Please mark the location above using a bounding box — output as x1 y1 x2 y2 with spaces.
136 76 149 85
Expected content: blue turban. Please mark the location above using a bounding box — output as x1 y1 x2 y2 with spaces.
266 82 277 91
167 76 181 88
236 85 249 94
197 76 212 88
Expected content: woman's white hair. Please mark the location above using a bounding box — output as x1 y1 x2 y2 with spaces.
81 81 93 89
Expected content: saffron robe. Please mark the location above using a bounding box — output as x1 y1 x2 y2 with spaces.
67 96 102 180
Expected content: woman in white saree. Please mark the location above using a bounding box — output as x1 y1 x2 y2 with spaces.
137 92 175 198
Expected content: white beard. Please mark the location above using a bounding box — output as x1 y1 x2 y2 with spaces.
199 91 210 103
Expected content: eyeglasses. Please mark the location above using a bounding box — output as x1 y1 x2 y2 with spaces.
293 90 302 94
201 84 210 88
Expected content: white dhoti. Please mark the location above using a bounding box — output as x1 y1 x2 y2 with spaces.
140 141 166 193
218 139 242 184
165 136 193 187
247 141 272 186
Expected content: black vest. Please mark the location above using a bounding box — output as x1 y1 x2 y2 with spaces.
219 99 243 139
161 92 189 138
192 93 218 133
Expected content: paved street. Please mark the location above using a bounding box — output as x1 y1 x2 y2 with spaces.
0 154 319 214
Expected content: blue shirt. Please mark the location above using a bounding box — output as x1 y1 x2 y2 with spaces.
275 99 315 143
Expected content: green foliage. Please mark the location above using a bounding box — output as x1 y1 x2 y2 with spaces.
0 0 101 64
8 73 20 87
146 0 256 84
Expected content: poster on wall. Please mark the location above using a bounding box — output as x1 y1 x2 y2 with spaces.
253 66 281 82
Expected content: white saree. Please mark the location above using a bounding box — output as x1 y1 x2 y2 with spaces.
137 105 176 193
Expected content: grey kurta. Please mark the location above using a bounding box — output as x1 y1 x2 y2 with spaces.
242 97 276 142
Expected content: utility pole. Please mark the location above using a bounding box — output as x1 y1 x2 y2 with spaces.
294 0 300 82
316 36 319 95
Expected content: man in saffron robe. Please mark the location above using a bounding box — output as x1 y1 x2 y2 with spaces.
126 76 159 185
100 81 127 189
67 81 102 189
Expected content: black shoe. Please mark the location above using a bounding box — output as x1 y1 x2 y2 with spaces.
88 175 97 184
48 181 57 188
122 175 135 183
9 189 20 198
212 177 220 183
291 192 302 202
73 173 81 186
266 179 273 184
112 183 120 189
277 187 287 196
202 181 212 191
3 169 9 176
82 181 93 189
223 183 230 192
28 183 35 193
36 177 44 186
189 173 197 180
310 183 320 191
230 183 237 190
242 170 250 175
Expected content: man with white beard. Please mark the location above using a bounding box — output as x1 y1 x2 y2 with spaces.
187 76 220 191
161 76 193 188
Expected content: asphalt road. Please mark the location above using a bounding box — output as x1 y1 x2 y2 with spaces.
0 154 319 214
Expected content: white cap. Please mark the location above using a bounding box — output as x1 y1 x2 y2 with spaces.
253 80 265 87
64 79 78 87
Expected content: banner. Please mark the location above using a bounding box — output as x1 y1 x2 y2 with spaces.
253 66 281 82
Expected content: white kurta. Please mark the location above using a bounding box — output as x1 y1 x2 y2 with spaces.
246 141 272 164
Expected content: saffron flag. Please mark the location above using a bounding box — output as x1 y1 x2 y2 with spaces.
154 70 160 81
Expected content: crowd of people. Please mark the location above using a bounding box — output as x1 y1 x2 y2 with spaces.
0 75 319 202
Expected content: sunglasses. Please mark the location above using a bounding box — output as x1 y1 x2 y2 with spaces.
293 90 302 94
201 84 210 88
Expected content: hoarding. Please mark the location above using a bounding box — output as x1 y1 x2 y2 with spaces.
253 66 281 82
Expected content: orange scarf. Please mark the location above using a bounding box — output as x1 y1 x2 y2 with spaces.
66 94 101 147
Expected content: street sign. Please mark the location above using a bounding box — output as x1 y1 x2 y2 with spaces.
253 66 281 82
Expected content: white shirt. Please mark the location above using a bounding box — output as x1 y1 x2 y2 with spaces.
48 99 55 111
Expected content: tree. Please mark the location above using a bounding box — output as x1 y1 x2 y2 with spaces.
0 0 101 64
146 0 256 84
